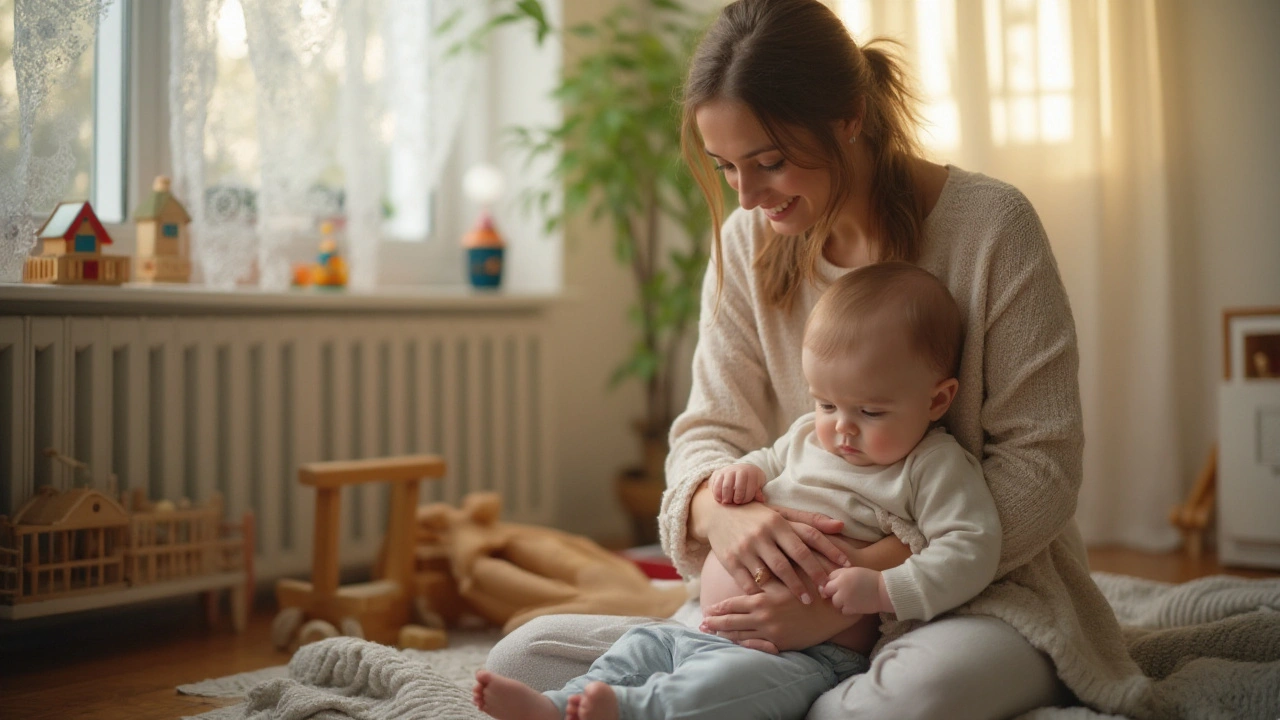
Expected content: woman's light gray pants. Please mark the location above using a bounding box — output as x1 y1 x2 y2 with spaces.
485 611 1071 720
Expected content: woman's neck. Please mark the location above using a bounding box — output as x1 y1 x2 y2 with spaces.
822 155 949 269
824 145 877 269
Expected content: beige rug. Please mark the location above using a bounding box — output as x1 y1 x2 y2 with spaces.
178 629 501 719
178 573 1280 720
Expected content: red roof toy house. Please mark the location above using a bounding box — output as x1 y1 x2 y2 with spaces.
23 201 131 285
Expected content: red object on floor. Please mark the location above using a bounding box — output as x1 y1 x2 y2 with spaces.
620 545 682 581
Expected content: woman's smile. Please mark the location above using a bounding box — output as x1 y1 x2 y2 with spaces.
764 196 799 221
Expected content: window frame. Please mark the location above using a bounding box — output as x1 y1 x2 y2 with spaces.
91 0 130 224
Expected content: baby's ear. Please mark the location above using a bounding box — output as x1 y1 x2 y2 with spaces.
928 378 959 421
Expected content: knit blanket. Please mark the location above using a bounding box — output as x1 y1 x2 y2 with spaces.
189 572 1280 720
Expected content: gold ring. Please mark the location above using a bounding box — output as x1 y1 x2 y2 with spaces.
752 567 771 585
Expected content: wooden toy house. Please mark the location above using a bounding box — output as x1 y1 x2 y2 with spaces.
0 451 255 631
0 488 130 603
133 175 192 283
23 201 131 285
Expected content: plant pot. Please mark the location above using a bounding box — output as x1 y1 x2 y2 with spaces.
616 467 664 547
632 420 670 487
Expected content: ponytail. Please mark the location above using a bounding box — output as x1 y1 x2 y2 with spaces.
860 40 925 266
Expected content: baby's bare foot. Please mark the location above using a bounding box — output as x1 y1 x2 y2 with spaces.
565 693 583 720
472 669 560 720
575 682 619 720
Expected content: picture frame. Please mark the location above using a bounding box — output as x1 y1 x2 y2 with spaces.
1222 306 1280 380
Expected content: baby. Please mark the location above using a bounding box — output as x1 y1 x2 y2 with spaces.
474 261 1001 720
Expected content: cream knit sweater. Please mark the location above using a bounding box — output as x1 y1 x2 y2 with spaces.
659 166 1156 717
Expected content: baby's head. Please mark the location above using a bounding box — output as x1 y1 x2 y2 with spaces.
802 262 963 466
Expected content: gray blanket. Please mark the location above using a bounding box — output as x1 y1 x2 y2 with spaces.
194 572 1280 720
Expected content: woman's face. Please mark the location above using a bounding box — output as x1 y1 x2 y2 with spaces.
695 98 833 235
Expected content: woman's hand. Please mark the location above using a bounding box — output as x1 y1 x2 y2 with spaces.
699 578 862 652
691 482 850 601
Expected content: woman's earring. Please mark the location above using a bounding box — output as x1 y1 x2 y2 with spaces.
849 134 857 144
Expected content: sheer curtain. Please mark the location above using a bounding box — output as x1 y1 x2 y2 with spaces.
841 0 1180 549
0 0 107 283
170 0 479 289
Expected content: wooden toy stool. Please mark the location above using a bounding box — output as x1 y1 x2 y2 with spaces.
274 455 445 647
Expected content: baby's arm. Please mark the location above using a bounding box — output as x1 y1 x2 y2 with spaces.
818 537 911 616
844 535 913 571
709 463 767 505
825 440 1001 620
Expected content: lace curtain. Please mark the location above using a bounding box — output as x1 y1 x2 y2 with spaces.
0 0 108 283
170 0 479 289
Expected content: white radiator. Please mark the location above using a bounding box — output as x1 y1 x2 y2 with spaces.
0 301 555 581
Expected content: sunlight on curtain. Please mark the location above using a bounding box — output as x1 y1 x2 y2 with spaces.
838 0 1181 550
170 0 479 289
985 0 1074 145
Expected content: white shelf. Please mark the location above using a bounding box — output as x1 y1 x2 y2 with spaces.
0 572 245 620
0 282 562 316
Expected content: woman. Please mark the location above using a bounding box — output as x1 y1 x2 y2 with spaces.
489 1 1151 717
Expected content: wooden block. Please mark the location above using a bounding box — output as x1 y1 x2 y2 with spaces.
276 577 314 605
398 624 448 651
413 570 466 625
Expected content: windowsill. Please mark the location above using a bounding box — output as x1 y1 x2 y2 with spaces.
0 282 562 316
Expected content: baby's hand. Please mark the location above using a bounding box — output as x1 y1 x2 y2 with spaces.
709 463 767 505
819 567 885 616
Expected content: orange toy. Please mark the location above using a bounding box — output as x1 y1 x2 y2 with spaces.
404 492 688 635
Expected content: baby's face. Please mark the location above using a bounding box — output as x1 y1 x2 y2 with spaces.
802 322 953 467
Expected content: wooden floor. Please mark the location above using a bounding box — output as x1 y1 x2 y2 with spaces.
0 548 1275 720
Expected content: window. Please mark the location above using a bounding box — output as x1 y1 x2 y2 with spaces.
162 223 179 238
985 0 1074 146
74 234 97 253
5 0 562 290
190 0 436 242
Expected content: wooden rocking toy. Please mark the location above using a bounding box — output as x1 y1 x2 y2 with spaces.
273 455 446 649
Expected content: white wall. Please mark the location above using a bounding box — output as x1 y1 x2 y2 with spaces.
544 0 649 543
1163 0 1280 500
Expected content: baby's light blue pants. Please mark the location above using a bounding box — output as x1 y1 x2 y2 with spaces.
542 623 868 720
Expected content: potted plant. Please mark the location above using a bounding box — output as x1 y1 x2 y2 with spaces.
465 0 723 542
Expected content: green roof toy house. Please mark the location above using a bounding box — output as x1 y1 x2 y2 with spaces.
133 176 192 283
23 202 130 285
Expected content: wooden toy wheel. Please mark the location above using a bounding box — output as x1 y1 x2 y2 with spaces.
298 619 340 646
271 607 305 650
339 616 365 639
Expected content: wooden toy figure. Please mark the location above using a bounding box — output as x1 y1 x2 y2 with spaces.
133 175 192 283
23 201 130 285
313 221 349 287
463 213 504 289
462 164 506 290
292 221 348 288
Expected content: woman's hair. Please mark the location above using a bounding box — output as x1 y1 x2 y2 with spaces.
804 262 963 380
680 0 925 311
